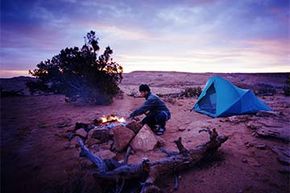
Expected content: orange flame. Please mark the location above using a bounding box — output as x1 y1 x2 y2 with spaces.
100 115 126 124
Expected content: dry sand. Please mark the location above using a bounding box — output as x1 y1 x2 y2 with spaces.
1 72 289 193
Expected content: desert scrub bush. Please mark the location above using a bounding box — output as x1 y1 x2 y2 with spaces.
181 87 202 98
283 75 290 96
254 83 276 96
27 31 123 105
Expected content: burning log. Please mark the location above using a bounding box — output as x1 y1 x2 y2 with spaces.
78 128 228 193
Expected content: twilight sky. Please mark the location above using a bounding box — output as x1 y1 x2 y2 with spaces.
1 0 289 77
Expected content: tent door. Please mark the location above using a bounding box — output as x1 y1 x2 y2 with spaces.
198 84 217 114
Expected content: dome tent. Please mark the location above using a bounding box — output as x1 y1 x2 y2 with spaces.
193 76 271 117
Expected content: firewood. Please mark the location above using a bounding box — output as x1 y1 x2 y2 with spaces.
78 128 228 193
78 138 107 174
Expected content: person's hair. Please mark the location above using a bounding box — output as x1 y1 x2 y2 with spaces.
139 84 150 92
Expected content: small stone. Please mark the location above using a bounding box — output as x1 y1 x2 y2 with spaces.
178 127 186 132
56 118 72 128
155 136 166 147
244 142 254 148
271 146 290 165
66 132 75 141
88 128 98 139
64 142 73 149
75 128 88 139
253 163 262 167
278 166 290 174
70 136 82 147
38 122 48 128
97 150 116 159
242 158 248 163
89 128 112 143
86 138 101 147
65 126 75 132
255 144 267 150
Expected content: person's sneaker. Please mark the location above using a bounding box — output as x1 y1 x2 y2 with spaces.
155 125 166 135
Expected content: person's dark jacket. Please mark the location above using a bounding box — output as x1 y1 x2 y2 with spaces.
130 92 170 119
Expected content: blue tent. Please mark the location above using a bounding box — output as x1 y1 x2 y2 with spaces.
193 76 271 117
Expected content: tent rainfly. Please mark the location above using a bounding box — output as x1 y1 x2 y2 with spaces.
193 76 271 117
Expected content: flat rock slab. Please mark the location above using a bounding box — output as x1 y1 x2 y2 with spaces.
247 117 290 142
279 166 290 174
255 126 290 142
75 128 88 139
130 125 158 152
112 125 135 152
271 146 290 165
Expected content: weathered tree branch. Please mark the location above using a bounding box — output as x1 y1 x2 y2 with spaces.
78 128 228 193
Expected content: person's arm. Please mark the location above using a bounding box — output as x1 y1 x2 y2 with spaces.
130 98 155 118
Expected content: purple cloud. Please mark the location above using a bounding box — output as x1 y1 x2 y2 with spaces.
0 0 289 77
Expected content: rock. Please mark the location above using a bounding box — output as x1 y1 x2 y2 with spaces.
256 111 280 117
244 142 254 148
242 157 261 167
38 122 48 128
66 132 75 141
112 125 135 152
86 138 101 147
56 118 72 128
130 125 158 152
64 142 73 149
75 128 88 139
75 122 90 131
126 121 142 134
278 166 290 174
70 136 82 147
89 128 112 143
88 128 98 138
271 146 290 165
228 116 238 122
100 141 113 150
242 158 248 163
255 144 267 150
97 150 116 159
255 126 290 142
228 115 251 124
155 136 166 147
247 118 290 142
65 126 75 132
178 127 186 132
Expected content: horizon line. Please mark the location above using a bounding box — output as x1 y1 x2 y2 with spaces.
1 69 289 79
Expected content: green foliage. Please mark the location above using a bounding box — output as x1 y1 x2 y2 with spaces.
283 75 290 96
27 31 123 104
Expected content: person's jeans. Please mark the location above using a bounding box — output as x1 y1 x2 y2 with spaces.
141 111 171 131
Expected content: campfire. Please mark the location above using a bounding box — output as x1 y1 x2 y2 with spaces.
99 115 126 124
94 114 127 129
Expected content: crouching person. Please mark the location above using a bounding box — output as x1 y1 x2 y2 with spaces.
129 84 171 135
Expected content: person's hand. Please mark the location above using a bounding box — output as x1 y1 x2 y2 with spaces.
126 116 133 121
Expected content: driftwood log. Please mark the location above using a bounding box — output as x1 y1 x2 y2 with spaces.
78 128 228 193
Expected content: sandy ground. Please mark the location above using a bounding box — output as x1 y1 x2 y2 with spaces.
1 72 289 193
